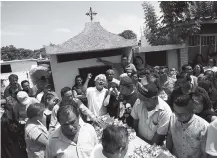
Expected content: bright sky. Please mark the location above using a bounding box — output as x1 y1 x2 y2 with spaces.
1 1 161 50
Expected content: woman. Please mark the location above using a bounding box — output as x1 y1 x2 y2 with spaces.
193 54 206 67
190 91 217 123
193 64 204 77
198 80 217 111
90 125 129 158
72 75 88 106
25 103 48 158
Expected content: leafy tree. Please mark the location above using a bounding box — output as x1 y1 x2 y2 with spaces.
118 30 137 40
142 1 217 45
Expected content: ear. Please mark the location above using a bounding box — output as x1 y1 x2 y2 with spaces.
193 108 197 113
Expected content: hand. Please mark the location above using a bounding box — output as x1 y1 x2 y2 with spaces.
96 58 102 62
87 73 92 79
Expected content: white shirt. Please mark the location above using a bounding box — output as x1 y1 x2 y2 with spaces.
86 87 107 117
36 91 44 102
206 118 217 156
47 123 98 158
131 97 172 141
90 144 106 158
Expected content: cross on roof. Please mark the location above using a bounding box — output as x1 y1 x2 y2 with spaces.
85 7 97 22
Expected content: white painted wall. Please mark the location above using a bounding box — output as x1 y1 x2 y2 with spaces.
50 55 122 97
1 60 38 87
167 50 178 69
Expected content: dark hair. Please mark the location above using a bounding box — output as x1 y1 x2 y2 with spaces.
174 94 191 107
74 75 83 85
190 91 212 110
60 87 72 98
207 58 217 66
21 80 29 87
204 70 214 76
121 55 128 59
193 54 205 66
106 69 115 75
181 64 192 72
176 72 192 82
102 125 129 154
26 103 45 119
8 86 20 96
193 64 204 75
135 56 144 64
57 104 79 123
8 74 18 81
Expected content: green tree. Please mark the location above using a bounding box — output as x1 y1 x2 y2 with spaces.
142 1 217 45
118 30 137 40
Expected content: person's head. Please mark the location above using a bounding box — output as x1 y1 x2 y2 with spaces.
159 68 168 81
173 94 194 123
9 86 20 98
21 80 30 91
102 125 129 158
195 54 204 63
207 58 216 67
106 69 115 82
74 75 83 86
182 64 193 75
60 87 73 101
43 84 52 94
176 73 192 94
8 74 18 87
45 92 60 110
137 82 159 111
189 91 212 114
119 73 134 96
198 80 214 94
135 56 144 66
193 64 204 75
36 76 48 91
204 70 215 82
57 104 80 139
26 103 45 121
94 74 106 91
153 66 160 73
131 72 139 83
121 55 129 66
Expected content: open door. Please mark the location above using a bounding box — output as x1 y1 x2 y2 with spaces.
79 65 112 87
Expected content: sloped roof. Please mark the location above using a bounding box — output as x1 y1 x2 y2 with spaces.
46 22 137 55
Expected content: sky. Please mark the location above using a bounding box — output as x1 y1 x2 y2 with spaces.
1 1 161 50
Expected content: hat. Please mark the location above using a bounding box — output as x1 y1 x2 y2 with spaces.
120 73 133 86
17 91 31 105
137 82 159 98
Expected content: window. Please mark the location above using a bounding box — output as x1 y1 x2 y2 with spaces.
201 35 215 46
1 64 12 73
188 35 200 46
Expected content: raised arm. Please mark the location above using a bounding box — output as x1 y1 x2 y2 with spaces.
83 73 92 93
96 58 114 66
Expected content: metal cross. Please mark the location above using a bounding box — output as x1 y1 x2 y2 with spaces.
85 7 97 22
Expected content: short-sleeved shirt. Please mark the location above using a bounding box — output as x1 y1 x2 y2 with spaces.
131 97 172 141
86 87 108 117
169 114 209 158
206 118 217 156
25 119 48 158
47 123 98 158
90 144 106 158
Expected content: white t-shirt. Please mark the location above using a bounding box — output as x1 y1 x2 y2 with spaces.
206 118 217 156
90 144 106 158
86 87 108 117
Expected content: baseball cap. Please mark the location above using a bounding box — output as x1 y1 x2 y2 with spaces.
137 82 159 98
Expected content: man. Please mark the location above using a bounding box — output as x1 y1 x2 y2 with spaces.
97 55 137 78
85 74 111 118
168 72 207 109
4 74 22 98
131 82 172 145
47 104 98 158
90 125 129 158
181 64 193 75
35 76 49 102
206 118 217 157
204 70 217 90
49 87 98 133
166 94 209 158
159 67 176 101
21 80 34 97
119 73 138 126
105 69 120 118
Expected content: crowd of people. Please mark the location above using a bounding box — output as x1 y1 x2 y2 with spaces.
1 54 217 158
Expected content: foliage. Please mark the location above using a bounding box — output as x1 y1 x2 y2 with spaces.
1 45 49 61
142 1 217 45
118 30 137 40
